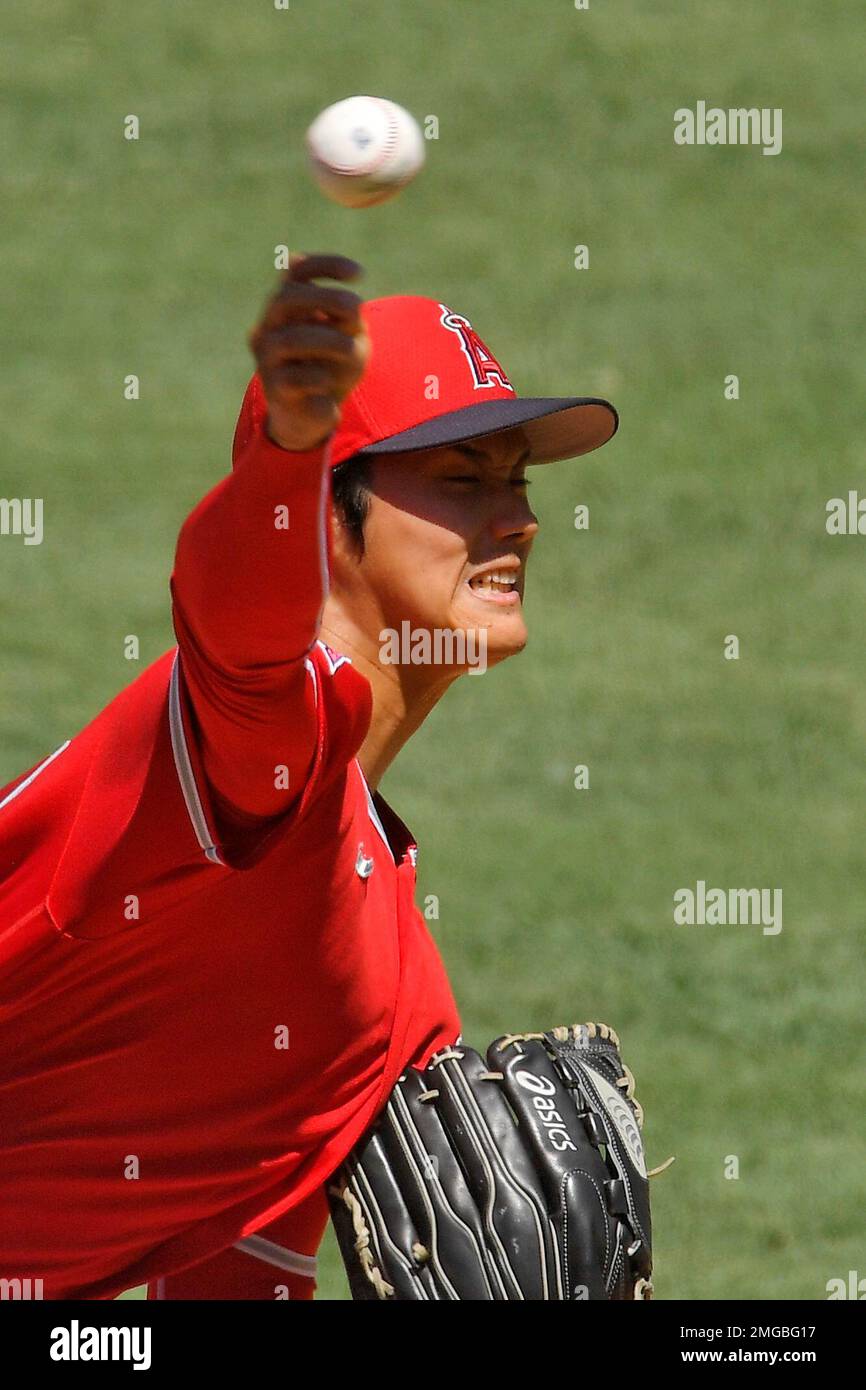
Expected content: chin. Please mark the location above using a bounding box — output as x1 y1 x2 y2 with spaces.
462 611 528 672
397 605 528 677
484 628 528 667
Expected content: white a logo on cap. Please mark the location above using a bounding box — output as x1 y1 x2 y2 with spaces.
439 305 514 392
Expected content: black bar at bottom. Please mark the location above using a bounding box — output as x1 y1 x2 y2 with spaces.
0 1298 860 1376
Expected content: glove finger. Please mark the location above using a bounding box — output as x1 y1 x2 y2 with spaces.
489 1035 619 1299
425 1044 559 1299
549 1028 652 1259
329 1130 436 1300
389 1066 511 1299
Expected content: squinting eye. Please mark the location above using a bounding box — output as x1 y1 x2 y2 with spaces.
446 475 480 484
512 477 531 488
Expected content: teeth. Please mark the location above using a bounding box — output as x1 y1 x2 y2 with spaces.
471 570 517 589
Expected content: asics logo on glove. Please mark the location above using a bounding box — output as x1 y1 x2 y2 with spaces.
514 1069 577 1153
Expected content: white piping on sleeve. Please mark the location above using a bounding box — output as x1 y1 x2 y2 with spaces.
233 1236 318 1280
311 439 332 634
168 648 322 868
168 651 224 866
0 740 70 812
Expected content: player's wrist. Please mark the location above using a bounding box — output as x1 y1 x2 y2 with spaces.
264 417 333 454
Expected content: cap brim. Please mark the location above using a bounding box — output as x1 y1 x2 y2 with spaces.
354 397 618 465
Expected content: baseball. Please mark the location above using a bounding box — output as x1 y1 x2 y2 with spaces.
305 96 425 209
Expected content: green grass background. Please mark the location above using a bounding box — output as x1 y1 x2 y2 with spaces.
2 0 863 1301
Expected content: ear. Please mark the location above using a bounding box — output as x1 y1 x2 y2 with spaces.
329 498 366 568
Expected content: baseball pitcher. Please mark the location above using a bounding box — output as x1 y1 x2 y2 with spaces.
0 255 650 1299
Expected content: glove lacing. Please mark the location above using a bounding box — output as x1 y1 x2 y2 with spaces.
330 1182 396 1299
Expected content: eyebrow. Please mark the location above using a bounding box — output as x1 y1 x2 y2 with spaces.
455 442 531 468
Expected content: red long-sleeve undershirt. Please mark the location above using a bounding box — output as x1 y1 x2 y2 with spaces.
170 425 330 823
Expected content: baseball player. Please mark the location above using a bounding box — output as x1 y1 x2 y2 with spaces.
0 253 621 1299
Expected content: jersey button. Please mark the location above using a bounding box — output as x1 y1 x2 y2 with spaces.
355 842 375 879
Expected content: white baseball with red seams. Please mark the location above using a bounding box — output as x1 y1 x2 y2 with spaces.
305 96 425 208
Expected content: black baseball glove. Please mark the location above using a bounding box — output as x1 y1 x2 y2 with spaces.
328 1022 654 1300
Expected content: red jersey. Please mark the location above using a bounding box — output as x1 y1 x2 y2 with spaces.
0 409 460 1299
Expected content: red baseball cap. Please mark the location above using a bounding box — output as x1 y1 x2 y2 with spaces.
233 295 617 468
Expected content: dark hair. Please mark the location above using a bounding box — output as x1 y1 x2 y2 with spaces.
331 453 373 554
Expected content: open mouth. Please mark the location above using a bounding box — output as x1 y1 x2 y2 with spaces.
467 570 522 606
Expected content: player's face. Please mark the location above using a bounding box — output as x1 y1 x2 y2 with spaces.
355 427 539 671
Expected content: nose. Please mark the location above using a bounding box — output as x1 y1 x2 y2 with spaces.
490 491 540 544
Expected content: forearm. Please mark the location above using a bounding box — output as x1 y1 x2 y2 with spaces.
171 425 330 672
169 422 329 822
